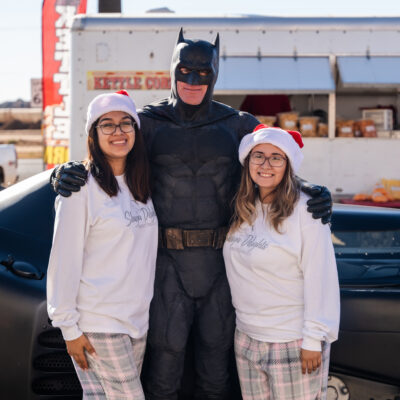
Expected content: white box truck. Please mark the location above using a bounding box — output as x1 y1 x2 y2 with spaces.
0 144 18 188
67 14 400 196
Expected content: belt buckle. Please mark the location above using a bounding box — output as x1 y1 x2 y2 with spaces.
184 230 213 247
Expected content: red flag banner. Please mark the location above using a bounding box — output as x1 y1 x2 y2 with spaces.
42 0 87 168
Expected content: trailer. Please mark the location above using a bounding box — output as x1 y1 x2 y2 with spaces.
66 14 400 196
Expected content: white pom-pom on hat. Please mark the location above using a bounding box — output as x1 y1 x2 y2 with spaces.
239 124 304 173
85 90 140 135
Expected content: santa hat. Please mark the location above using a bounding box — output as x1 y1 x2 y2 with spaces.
239 124 304 173
85 90 140 135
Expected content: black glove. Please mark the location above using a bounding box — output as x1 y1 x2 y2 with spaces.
300 182 332 225
50 161 88 197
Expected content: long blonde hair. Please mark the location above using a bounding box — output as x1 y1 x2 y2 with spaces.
230 155 300 234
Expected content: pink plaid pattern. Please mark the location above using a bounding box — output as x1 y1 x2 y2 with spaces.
72 333 147 400
234 329 330 400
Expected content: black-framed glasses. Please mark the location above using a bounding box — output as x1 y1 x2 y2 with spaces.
96 121 136 135
249 152 287 167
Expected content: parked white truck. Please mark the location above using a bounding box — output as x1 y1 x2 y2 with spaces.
44 14 400 196
0 144 18 188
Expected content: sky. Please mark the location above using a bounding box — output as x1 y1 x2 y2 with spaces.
1 0 400 103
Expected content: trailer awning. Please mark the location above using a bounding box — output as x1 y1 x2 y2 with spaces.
215 57 335 94
337 57 400 87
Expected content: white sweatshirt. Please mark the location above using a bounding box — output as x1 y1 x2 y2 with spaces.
47 174 158 341
223 193 340 351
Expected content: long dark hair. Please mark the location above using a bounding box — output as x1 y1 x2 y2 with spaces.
86 117 151 203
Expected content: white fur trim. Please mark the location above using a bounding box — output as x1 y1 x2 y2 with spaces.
85 92 140 135
239 127 304 173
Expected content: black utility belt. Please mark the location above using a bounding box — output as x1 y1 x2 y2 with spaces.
159 227 229 250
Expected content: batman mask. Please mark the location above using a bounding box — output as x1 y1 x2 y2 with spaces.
169 28 219 118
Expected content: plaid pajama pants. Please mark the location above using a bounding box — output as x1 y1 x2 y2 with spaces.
71 332 147 400
234 329 330 400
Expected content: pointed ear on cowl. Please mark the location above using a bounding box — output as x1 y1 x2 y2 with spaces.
213 33 220 54
177 27 185 44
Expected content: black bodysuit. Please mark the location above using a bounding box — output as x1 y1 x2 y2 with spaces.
140 99 258 400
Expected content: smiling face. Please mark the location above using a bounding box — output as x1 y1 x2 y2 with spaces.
249 143 287 202
96 111 135 174
176 80 208 105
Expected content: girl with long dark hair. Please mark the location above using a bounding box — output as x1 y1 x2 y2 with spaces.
47 90 157 399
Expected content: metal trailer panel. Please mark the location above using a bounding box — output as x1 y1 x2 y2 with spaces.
70 26 176 159
299 137 400 195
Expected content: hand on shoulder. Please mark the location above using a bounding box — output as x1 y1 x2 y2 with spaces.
51 161 88 197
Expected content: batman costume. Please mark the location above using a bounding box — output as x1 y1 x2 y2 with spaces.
140 32 258 400
52 29 332 400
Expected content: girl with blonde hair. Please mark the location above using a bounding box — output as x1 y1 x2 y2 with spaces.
223 124 340 400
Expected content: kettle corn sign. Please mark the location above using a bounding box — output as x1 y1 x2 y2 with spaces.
87 71 171 91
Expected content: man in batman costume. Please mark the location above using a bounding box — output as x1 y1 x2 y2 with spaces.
52 29 332 400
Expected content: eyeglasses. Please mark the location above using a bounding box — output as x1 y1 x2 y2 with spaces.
96 121 136 135
249 152 287 167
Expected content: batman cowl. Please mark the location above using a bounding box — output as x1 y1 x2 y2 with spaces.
169 28 220 118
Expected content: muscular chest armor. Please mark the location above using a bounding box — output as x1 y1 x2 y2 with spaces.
147 120 241 229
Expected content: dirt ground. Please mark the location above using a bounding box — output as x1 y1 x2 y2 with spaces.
0 129 43 159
